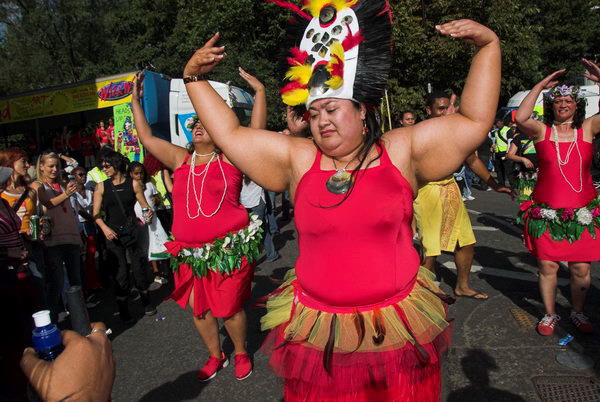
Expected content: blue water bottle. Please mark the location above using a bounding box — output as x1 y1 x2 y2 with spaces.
31 310 64 361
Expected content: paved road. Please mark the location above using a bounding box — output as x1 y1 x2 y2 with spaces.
88 187 600 401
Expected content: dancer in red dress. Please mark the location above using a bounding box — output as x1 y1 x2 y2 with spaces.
131 72 267 381
516 59 600 336
182 1 501 399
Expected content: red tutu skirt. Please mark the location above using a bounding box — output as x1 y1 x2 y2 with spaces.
169 257 255 318
260 268 452 401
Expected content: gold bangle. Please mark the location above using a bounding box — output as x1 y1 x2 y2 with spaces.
183 75 208 84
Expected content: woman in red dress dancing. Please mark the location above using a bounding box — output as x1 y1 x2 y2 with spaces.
131 71 267 381
182 0 501 398
516 59 600 336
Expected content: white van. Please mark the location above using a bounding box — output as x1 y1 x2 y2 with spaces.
501 85 599 122
168 79 254 147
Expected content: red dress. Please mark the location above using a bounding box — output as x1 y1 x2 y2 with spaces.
167 154 255 317
524 126 600 261
261 144 451 401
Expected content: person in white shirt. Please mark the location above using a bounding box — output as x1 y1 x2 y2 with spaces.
129 162 170 285
240 177 278 262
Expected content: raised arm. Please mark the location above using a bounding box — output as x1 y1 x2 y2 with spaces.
406 20 502 183
239 67 267 130
183 33 296 192
581 59 600 136
515 70 564 139
131 72 188 171
32 181 77 209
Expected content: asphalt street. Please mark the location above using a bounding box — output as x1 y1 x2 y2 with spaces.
87 187 600 402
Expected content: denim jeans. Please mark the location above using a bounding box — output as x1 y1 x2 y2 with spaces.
265 191 279 234
46 243 81 321
248 199 278 260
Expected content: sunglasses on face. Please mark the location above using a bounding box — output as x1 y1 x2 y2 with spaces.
75 173 86 177
101 164 113 169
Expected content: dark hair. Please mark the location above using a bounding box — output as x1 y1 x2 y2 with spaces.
128 161 148 183
322 102 383 208
542 83 586 129
99 151 127 174
426 91 451 108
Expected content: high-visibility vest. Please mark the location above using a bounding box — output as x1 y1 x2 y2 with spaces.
494 126 510 153
522 138 536 155
151 171 172 208
88 167 108 183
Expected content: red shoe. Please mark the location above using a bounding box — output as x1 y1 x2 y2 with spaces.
570 312 593 334
234 353 253 381
537 314 560 336
197 353 228 381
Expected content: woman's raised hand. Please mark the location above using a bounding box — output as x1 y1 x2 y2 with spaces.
239 67 265 92
133 71 144 101
435 19 498 48
582 58 600 83
538 69 566 89
183 33 226 77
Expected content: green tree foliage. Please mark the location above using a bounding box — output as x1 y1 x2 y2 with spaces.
0 0 598 129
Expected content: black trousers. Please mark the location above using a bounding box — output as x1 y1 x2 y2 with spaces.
492 154 513 187
105 225 152 297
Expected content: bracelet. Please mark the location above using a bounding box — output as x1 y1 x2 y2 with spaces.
183 74 208 84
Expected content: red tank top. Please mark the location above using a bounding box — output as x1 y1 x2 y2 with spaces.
294 143 419 309
171 154 249 245
532 125 596 208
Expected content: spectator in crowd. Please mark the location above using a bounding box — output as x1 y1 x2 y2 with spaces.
241 177 279 262
506 124 538 201
0 166 30 401
92 151 156 321
129 161 170 286
95 121 110 148
70 166 102 305
399 111 416 127
0 148 45 302
31 152 82 322
106 118 115 146
490 118 513 186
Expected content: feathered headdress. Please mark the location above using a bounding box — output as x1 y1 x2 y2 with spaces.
267 0 392 108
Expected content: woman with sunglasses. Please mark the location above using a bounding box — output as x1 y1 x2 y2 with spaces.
92 151 156 322
31 152 82 322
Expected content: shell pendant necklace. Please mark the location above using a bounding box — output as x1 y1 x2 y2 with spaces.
325 157 355 194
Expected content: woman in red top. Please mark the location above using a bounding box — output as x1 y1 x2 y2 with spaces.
183 3 501 399
131 70 267 382
516 60 600 336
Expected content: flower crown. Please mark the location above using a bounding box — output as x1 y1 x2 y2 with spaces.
185 116 199 130
544 85 585 102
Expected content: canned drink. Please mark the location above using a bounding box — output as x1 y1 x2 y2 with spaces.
29 215 40 240
558 334 574 346
142 208 151 224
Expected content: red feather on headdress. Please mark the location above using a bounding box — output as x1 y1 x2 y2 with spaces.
342 27 365 52
281 81 307 94
287 47 310 66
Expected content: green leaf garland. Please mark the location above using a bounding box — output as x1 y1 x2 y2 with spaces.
521 199 600 243
170 214 264 278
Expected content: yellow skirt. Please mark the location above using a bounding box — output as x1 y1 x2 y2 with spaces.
413 177 475 257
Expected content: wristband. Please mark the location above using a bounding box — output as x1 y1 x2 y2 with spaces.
183 75 208 84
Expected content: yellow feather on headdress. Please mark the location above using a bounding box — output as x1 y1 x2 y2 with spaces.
302 0 359 18
282 88 309 106
285 64 313 86
325 42 345 90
